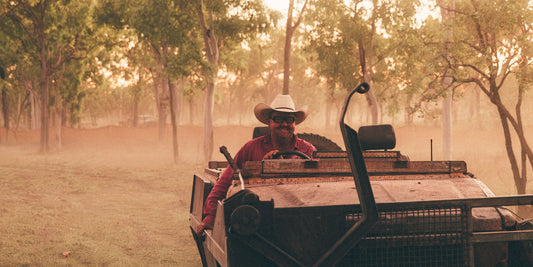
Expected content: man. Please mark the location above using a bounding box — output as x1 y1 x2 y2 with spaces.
196 94 316 234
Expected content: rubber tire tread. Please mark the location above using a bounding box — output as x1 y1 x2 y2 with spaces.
296 133 342 152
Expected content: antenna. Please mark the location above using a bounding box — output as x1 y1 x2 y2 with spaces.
430 139 433 161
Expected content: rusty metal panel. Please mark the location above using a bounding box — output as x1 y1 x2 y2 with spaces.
208 161 228 169
246 179 510 232
314 151 405 160
258 159 467 176
242 161 262 177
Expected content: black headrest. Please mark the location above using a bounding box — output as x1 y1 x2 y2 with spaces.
358 124 396 150
252 126 270 139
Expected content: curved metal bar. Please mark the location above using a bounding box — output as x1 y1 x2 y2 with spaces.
313 82 378 267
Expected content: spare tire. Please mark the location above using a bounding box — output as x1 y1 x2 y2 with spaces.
297 133 342 152
252 127 342 152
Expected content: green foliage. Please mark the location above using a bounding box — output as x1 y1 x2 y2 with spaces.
304 0 428 118
1 0 533 130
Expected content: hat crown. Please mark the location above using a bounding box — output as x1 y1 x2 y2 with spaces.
270 94 296 112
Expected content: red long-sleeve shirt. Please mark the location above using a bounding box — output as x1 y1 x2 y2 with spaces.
201 134 316 226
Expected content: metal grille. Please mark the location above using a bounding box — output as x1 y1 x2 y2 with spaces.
341 205 470 267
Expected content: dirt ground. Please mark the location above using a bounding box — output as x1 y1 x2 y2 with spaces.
0 123 527 265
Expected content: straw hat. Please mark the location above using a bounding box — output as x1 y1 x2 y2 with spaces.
254 94 307 125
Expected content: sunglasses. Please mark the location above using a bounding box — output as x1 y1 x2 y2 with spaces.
271 116 295 124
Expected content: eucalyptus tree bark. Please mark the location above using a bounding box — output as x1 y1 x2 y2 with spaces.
54 62 66 151
282 0 308 95
129 70 144 128
39 35 50 151
469 77 533 205
325 77 334 129
439 1 533 211
358 38 378 124
13 0 62 152
197 2 219 161
439 0 454 160
442 87 453 160
465 58 533 204
517 60 527 195
357 0 378 124
25 79 38 129
168 78 179 163
1 65 8 143
1 84 7 144
150 46 170 140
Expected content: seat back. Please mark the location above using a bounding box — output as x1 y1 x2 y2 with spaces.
358 124 396 150
252 126 270 139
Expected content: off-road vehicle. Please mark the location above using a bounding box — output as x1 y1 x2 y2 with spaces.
189 83 533 266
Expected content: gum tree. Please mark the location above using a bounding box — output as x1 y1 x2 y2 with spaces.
2 0 103 152
193 0 270 160
439 0 533 205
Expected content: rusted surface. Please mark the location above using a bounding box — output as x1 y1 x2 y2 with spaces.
243 178 504 231
241 159 467 178
314 150 408 160
245 179 487 207
208 161 228 169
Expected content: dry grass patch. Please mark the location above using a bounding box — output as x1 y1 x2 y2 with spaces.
0 136 202 266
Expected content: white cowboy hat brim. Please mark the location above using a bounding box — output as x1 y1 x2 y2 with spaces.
254 94 307 125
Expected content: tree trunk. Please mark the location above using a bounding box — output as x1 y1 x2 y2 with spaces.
440 0 454 160
159 76 169 140
150 67 161 128
442 94 453 160
282 0 294 95
55 108 62 151
282 0 308 95
358 39 379 124
168 78 179 163
22 79 38 130
176 80 183 126
1 85 8 144
132 72 144 127
325 78 334 129
197 3 219 161
498 108 523 192
203 79 215 161
54 63 66 152
39 45 50 152
188 97 194 125
31 87 39 130
54 89 62 152
149 60 168 139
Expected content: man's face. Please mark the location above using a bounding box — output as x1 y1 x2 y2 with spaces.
269 111 296 139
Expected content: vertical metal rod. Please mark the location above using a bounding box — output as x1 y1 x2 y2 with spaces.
431 139 433 161
313 82 378 267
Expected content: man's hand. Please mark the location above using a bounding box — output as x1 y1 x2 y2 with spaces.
263 150 280 159
196 222 213 235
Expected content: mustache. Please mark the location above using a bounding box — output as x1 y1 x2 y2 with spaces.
276 126 292 131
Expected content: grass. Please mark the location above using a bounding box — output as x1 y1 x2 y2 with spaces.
0 140 203 266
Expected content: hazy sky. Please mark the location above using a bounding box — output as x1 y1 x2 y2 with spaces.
264 0 288 14
263 0 438 22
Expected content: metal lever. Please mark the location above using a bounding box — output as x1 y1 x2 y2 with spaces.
219 146 245 189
